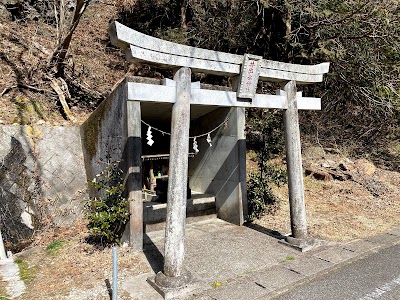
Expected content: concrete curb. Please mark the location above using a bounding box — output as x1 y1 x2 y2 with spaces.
0 253 26 299
185 227 400 300
260 230 400 299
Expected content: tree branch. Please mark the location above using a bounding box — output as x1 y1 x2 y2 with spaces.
47 0 91 76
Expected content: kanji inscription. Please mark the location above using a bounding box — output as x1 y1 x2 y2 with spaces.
237 54 262 99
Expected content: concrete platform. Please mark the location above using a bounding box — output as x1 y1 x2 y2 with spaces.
143 193 216 232
120 219 400 300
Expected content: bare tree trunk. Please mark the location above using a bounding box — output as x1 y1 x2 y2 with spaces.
47 0 90 77
284 0 292 62
181 0 188 32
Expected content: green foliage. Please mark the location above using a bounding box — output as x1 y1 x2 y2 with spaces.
154 27 189 45
247 171 281 221
260 162 287 187
85 161 129 244
118 0 400 169
14 258 35 282
46 239 65 256
247 155 287 221
246 108 285 158
281 255 295 263
246 107 287 221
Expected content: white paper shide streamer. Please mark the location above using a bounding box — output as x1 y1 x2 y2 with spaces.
146 126 154 146
141 117 228 153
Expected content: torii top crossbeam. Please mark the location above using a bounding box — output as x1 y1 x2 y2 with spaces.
110 21 329 85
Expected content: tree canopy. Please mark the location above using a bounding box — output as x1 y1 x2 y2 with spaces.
118 0 400 168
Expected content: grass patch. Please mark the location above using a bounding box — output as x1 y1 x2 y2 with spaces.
212 281 222 288
281 255 295 263
0 285 9 300
14 258 36 282
46 239 65 256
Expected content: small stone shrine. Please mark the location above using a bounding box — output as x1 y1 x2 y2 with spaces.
80 21 329 299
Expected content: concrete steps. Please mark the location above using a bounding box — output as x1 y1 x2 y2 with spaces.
143 193 216 232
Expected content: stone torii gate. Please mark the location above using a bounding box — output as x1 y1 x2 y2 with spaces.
110 21 329 298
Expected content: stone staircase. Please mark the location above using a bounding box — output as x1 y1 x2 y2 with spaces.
143 192 217 232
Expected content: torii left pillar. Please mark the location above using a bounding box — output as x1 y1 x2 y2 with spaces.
148 67 198 299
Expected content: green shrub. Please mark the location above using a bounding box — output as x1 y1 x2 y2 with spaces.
246 107 287 221
247 171 281 221
85 161 129 244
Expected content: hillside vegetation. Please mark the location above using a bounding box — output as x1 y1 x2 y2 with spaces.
1 0 399 237
0 2 399 298
0 0 399 169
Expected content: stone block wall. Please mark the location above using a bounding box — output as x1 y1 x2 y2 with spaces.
0 125 87 244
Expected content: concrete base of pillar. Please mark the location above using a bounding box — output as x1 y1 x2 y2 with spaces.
147 270 200 299
279 236 321 252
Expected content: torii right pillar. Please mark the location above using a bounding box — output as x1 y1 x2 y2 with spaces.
281 81 310 246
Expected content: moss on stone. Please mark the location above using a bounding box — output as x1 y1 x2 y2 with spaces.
82 97 110 160
13 96 46 125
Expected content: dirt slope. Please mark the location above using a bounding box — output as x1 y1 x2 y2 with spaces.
254 148 400 242
0 2 128 126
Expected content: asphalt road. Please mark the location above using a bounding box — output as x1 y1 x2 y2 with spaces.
272 243 400 300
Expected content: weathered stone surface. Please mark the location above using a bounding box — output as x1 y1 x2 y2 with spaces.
342 240 377 253
305 167 333 181
110 21 329 83
189 107 247 225
125 101 143 251
280 236 321 252
127 81 322 110
0 125 87 245
0 131 37 244
205 276 270 300
148 269 201 300
282 256 333 276
282 81 308 239
314 247 358 264
252 265 304 291
0 255 26 298
121 273 163 300
163 67 191 277
81 78 129 185
388 227 400 237
366 233 399 244
141 219 301 299
0 231 7 260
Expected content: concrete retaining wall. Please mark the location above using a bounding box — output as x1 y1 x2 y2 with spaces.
80 78 129 188
0 125 87 244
